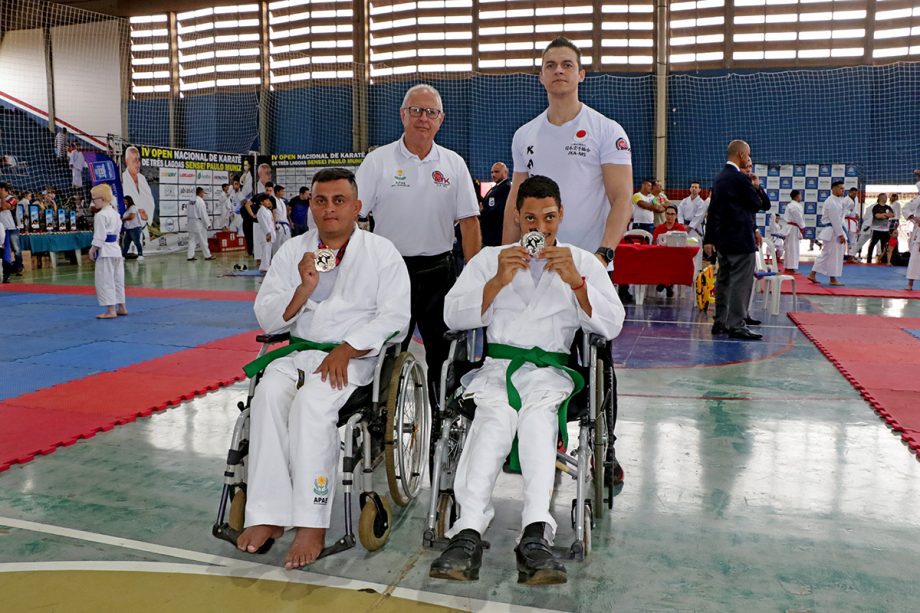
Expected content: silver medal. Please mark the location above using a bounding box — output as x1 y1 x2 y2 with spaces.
521 231 546 257
314 248 337 272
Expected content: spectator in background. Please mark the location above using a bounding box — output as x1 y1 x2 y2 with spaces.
889 193 902 231
0 182 22 275
68 142 87 203
54 128 67 159
631 178 660 234
651 179 669 226
844 187 860 261
480 162 510 247
272 185 291 255
866 193 894 264
653 205 687 298
186 187 214 261
288 186 311 236
678 181 704 226
121 195 144 261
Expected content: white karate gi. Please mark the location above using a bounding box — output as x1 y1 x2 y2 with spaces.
187 196 212 259
769 215 785 261
843 196 861 251
255 205 276 272
688 198 709 272
443 243 624 540
272 204 291 256
245 228 410 529
906 220 920 282
92 205 125 306
812 195 846 279
783 200 805 270
678 195 704 226
69 149 86 189
217 190 233 228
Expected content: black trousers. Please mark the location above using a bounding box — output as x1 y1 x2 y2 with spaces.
866 230 889 263
242 217 255 256
402 252 456 408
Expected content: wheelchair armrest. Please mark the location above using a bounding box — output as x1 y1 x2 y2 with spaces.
371 340 402 404
443 329 470 342
256 332 291 345
587 333 609 349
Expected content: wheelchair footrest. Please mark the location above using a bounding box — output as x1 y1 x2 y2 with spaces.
317 534 356 560
211 523 275 555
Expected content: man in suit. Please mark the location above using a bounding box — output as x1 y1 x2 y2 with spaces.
703 140 764 341
480 162 511 247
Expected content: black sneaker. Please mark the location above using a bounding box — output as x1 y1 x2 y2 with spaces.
514 522 567 585
429 529 482 581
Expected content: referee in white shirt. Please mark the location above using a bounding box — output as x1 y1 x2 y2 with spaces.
356 84 481 408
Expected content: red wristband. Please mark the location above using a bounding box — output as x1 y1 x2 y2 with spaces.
570 276 586 291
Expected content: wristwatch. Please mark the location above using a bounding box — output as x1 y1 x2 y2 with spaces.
595 246 615 265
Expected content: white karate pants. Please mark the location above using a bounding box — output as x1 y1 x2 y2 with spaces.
852 227 871 257
813 237 845 278
447 373 568 541
187 223 211 259
784 227 801 270
94 256 125 306
245 352 356 529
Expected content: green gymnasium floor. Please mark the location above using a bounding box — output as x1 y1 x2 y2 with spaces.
3 251 920 612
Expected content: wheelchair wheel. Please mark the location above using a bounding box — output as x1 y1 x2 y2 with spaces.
435 492 457 540
228 487 246 533
385 352 429 507
358 492 392 552
582 503 593 557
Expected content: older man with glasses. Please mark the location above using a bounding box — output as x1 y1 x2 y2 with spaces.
356 84 481 412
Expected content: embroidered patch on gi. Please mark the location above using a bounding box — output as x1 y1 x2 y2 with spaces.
313 475 329 504
616 137 631 151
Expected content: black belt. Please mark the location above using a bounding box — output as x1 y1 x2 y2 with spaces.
403 251 453 275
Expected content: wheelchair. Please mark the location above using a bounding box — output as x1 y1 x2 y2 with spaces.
212 332 430 558
423 328 618 561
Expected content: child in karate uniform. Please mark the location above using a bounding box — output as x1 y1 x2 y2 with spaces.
255 193 276 273
89 183 127 319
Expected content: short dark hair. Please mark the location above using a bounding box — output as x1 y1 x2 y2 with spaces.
232 175 241 183
542 37 582 68
299 186 309 194
311 167 359 197
848 187 857 192
196 186 205 195
690 181 701 187
221 183 228 189
124 195 135 206
264 181 274 189
643 178 655 185
253 193 271 206
0 181 10 191
890 192 899 199
790 189 801 199
665 204 678 213
274 184 285 192
516 175 561 210
831 180 845 188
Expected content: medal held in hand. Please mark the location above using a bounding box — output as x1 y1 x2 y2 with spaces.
521 231 546 257
314 248 337 272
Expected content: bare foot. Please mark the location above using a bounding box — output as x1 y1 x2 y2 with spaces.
116 309 128 316
284 527 325 569
829 279 845 286
96 312 117 319
806 274 818 284
237 524 283 554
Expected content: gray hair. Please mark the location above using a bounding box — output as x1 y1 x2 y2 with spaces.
125 146 140 161
402 84 443 111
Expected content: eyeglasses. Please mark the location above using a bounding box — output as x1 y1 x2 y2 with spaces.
403 106 443 119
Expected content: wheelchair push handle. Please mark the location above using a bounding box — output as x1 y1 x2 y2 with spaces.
255 332 291 345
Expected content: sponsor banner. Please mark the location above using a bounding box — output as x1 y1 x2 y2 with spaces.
123 145 243 252
258 152 366 195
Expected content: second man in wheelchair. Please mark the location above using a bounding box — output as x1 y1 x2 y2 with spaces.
430 175 624 584
236 168 410 568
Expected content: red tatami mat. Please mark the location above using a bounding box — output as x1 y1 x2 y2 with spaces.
0 331 261 472
0 283 257 302
779 273 919 299
788 312 920 459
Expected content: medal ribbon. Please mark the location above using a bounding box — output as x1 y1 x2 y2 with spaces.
318 237 349 267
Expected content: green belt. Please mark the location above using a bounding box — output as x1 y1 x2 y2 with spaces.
486 343 585 471
243 336 339 378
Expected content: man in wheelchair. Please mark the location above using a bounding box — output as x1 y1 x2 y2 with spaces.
429 175 624 584
236 168 410 568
